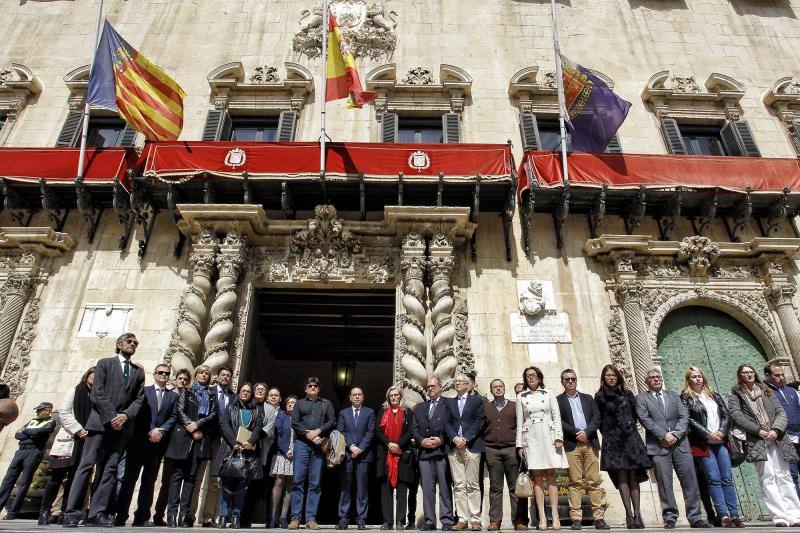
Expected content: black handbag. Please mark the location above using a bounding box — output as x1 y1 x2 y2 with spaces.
728 432 746 468
219 450 257 481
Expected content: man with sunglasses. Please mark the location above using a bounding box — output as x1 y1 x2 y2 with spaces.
556 369 608 530
114 364 178 526
289 376 335 530
63 332 145 528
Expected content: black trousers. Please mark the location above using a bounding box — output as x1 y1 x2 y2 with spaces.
0 448 44 513
168 455 206 519
116 442 167 523
65 430 128 521
40 466 75 515
153 459 173 522
380 480 410 526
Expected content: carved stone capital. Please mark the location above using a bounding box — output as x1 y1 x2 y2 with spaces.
613 281 644 303
400 255 427 283
428 255 455 281
190 252 217 279
2 274 33 299
217 231 248 280
765 282 797 307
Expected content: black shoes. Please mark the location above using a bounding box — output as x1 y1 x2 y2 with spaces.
381 523 394 530
62 516 80 528
358 521 367 530
337 520 350 530
664 520 676 529
571 521 581 530
421 524 437 531
230 516 241 529
441 526 452 531
203 519 217 528
38 510 51 526
594 520 610 530
167 515 178 528
690 520 710 528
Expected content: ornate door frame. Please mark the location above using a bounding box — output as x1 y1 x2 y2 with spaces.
586 234 800 392
166 204 478 406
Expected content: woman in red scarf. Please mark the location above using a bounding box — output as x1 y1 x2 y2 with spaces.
376 386 416 530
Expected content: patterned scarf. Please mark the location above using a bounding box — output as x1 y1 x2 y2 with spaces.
192 381 210 416
380 407 405 488
743 385 771 430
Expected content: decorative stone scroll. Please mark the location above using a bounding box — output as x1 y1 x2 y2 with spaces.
0 298 39 400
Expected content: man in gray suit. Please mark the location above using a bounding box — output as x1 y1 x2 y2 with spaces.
63 332 145 528
635 368 708 529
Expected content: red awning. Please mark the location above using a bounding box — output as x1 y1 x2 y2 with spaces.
0 147 139 187
519 151 800 197
141 141 512 182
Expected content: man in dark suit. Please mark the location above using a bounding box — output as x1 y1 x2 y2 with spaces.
556 369 608 531
63 332 145 527
114 363 178 526
635 368 708 529
411 376 453 531
446 373 485 531
336 387 376 530
198 366 235 527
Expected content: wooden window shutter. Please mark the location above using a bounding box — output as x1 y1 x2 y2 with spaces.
119 125 138 147
201 109 232 141
659 117 687 155
55 110 84 147
605 134 622 154
276 110 298 142
381 113 398 143
732 120 761 157
442 112 461 144
791 120 800 156
519 113 541 150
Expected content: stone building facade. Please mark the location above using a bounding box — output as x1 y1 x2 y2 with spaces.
2 0 800 525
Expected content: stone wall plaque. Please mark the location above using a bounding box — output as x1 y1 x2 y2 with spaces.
510 312 572 343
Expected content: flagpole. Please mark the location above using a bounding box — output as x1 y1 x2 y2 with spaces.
550 0 569 186
76 0 104 182
320 0 329 179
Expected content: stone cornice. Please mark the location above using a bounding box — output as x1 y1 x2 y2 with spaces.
0 227 75 257
584 234 800 260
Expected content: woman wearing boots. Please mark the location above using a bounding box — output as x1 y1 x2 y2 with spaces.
165 366 218 527
212 382 263 529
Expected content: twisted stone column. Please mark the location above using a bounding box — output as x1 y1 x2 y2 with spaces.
765 282 800 368
0 274 33 373
429 234 457 391
203 231 247 375
400 233 428 407
613 281 651 392
168 232 218 374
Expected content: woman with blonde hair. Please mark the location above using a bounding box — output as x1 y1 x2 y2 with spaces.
728 364 800 526
680 367 742 527
376 386 415 529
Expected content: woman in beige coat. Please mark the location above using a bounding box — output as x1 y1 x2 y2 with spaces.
517 366 568 530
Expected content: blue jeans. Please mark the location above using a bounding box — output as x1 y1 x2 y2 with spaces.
700 443 739 518
219 478 248 517
291 440 325 521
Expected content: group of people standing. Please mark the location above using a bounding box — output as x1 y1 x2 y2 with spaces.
2 331 800 529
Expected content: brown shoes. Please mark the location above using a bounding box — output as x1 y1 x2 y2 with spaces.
471 523 482 531
488 523 500 531
515 524 530 531
307 521 321 530
287 518 300 530
453 523 469 531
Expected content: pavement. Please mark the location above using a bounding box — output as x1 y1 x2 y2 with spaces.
0 521 795 532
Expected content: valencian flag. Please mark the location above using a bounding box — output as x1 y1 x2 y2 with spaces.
326 11 376 108
87 20 186 141
560 54 631 153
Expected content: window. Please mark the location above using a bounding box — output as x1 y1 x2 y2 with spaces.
0 114 6 131
230 116 279 142
519 114 621 153
397 117 443 143
679 125 727 156
380 113 461 143
87 117 128 147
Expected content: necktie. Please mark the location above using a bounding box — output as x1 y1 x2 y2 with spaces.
655 391 666 414
354 408 360 423
123 359 130 385
429 400 437 418
458 396 465 416
220 391 227 412
157 388 163 411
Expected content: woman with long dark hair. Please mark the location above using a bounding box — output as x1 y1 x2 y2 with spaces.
38 367 95 525
212 382 263 529
269 392 297 529
728 364 800 526
516 366 567 531
680 367 742 527
594 364 652 529
376 386 415 530
165 365 219 527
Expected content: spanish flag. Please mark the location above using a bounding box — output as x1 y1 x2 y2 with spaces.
87 20 186 141
326 11 376 108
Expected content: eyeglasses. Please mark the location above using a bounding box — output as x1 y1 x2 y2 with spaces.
307 384 319 388
524 374 538 380
425 385 439 389
155 371 170 377
124 339 139 345
562 377 577 382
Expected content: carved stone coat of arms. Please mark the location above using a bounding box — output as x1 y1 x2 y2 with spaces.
293 0 398 61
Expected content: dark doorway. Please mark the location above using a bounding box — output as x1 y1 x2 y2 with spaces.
241 288 396 525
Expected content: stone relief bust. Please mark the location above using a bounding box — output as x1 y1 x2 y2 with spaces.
519 281 546 317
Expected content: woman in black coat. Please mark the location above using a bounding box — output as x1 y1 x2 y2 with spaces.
375 386 416 529
594 364 653 529
211 382 263 529
165 366 218 528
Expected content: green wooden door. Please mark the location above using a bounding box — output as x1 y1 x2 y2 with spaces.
657 306 769 521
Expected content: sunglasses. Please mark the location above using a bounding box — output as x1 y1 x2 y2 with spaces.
307 384 319 388
155 371 170 377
